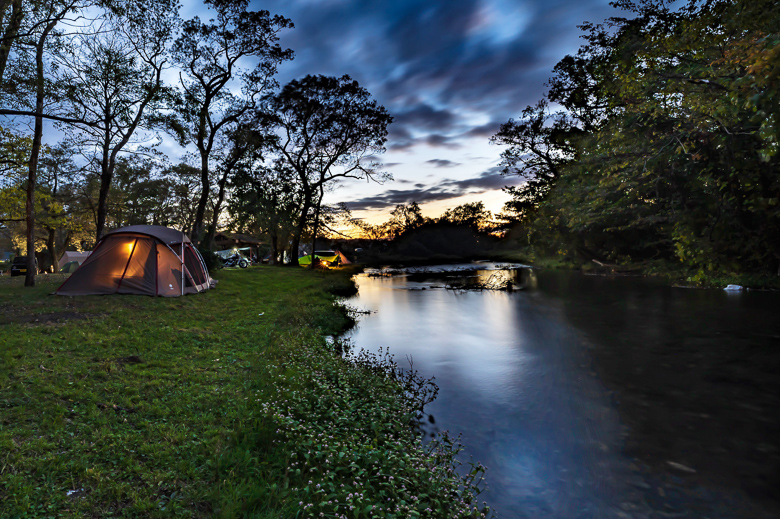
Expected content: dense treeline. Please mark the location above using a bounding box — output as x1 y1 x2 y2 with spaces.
0 0 390 285
493 0 779 280
347 200 505 263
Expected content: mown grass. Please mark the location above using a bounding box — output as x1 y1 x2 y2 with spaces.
0 266 490 518
0 267 352 517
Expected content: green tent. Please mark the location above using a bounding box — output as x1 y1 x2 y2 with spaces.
60 261 81 273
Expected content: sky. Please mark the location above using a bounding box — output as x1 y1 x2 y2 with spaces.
187 0 622 225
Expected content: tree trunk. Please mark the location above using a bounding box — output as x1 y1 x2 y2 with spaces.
309 184 324 269
270 234 278 265
95 159 112 240
25 120 40 286
205 167 230 248
47 227 56 273
25 22 52 287
0 0 23 82
291 192 312 267
191 151 210 244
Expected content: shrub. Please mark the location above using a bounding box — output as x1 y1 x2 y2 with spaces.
197 245 223 272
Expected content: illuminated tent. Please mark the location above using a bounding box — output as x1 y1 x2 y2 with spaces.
56 225 213 297
297 250 352 267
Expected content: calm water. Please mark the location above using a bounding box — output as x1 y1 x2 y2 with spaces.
345 266 780 519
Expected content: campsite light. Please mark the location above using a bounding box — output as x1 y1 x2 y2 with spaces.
126 242 136 256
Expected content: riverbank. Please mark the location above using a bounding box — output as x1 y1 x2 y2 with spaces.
0 268 489 518
489 249 780 290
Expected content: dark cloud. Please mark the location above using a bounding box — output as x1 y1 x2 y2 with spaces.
463 120 504 139
394 104 459 133
426 159 461 168
425 134 461 149
251 0 620 194
388 133 461 151
261 0 618 122
345 167 523 210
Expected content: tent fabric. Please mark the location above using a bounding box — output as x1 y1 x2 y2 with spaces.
55 226 213 297
58 251 90 270
60 261 81 273
107 225 192 245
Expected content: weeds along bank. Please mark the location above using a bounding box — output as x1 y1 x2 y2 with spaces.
0 268 490 518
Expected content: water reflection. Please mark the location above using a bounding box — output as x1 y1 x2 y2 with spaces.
346 267 780 519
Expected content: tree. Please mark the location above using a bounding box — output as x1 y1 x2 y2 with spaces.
6 0 88 286
56 0 180 240
1 137 86 271
229 160 304 264
0 0 23 82
0 126 32 234
493 0 780 275
173 0 292 244
491 100 579 219
205 122 268 244
440 201 493 232
386 201 425 239
260 74 392 266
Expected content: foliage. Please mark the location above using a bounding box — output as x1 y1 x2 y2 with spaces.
352 201 503 265
439 201 494 233
228 159 303 265
491 101 580 218
258 341 491 519
196 243 221 272
385 201 425 239
494 0 780 277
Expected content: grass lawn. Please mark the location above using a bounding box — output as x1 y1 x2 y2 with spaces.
0 267 489 518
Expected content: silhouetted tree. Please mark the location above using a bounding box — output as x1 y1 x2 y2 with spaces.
173 0 292 244
260 74 392 265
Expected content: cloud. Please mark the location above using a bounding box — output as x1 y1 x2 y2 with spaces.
345 166 523 210
265 0 619 125
462 120 504 138
426 159 461 168
393 104 459 133
388 132 461 151
221 0 622 209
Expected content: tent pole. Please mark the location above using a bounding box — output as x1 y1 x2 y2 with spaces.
181 235 185 296
116 239 138 293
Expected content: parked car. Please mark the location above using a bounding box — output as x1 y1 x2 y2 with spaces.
10 256 38 277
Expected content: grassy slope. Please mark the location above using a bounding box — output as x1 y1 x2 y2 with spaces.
0 268 352 518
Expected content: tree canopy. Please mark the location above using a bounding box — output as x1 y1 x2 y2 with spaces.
494 0 780 278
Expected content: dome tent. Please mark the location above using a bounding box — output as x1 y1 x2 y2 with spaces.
56 225 213 297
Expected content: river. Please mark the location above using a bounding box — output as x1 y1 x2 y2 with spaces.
344 265 780 519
